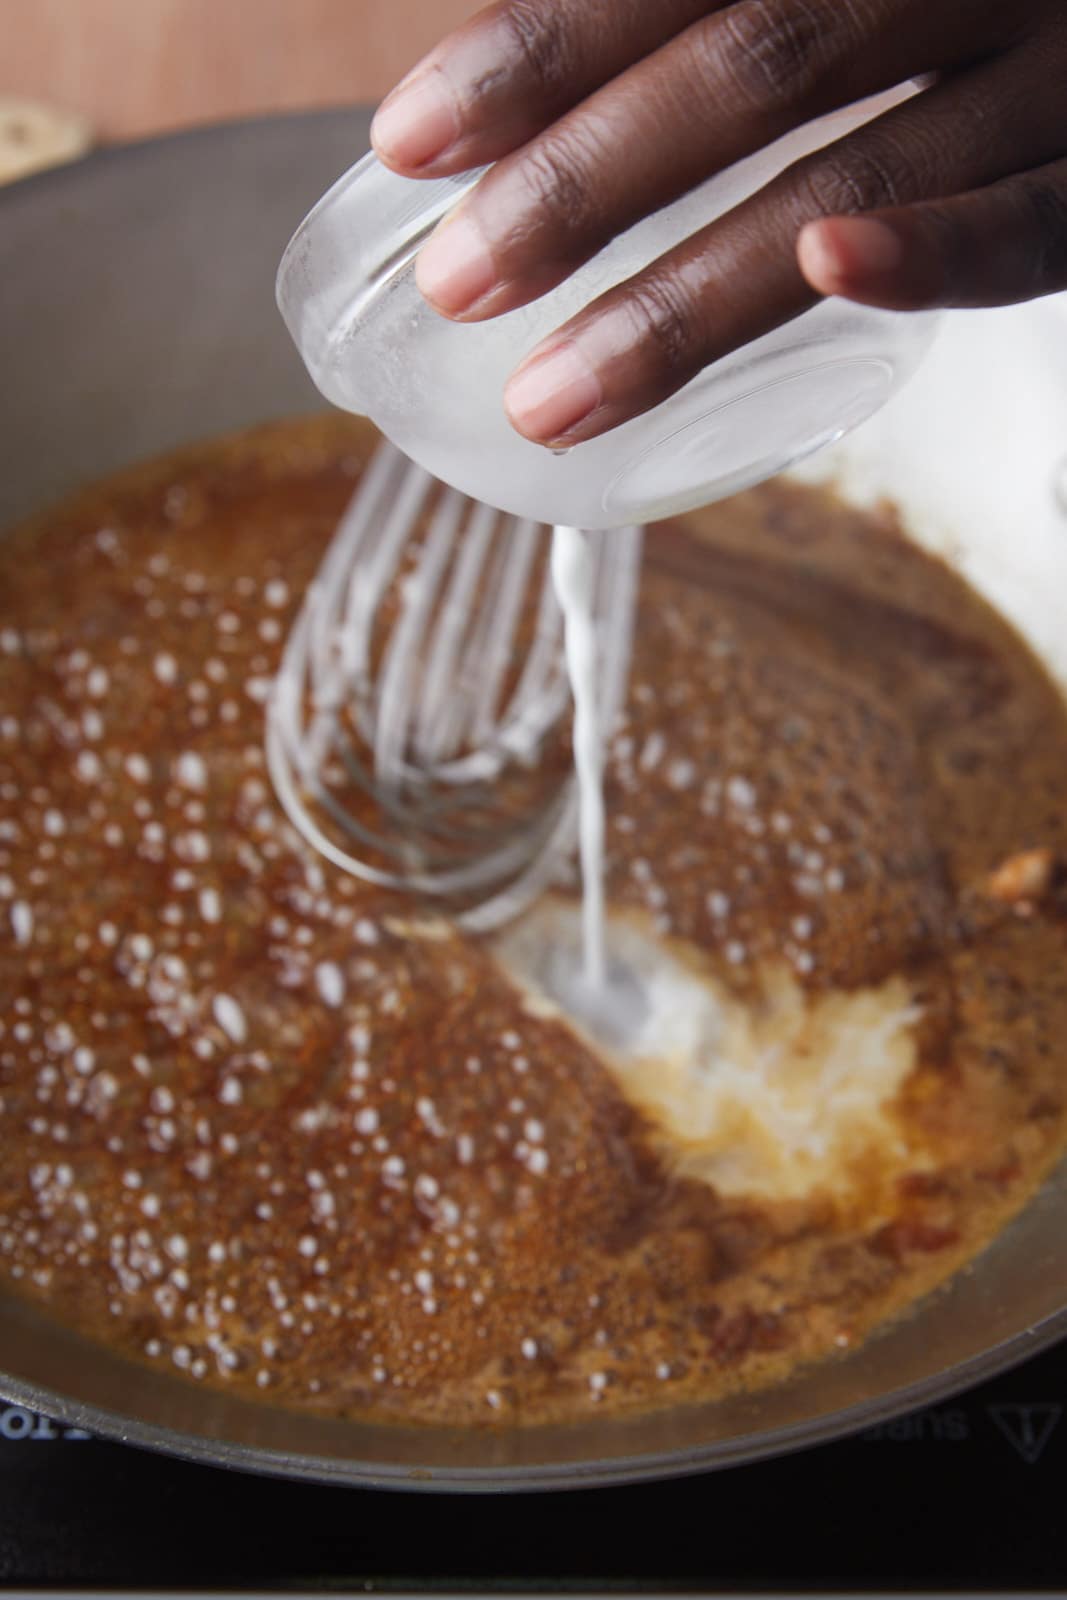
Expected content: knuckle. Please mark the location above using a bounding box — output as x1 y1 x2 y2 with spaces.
502 0 573 104
913 202 968 299
712 0 838 116
625 273 702 377
514 125 603 239
1018 168 1067 289
797 137 913 219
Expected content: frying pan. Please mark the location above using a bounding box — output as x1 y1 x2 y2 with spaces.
1 108 1065 1491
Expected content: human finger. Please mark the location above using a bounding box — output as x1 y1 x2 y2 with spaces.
500 45 1067 443
798 158 1067 311
412 0 1020 321
371 0 719 175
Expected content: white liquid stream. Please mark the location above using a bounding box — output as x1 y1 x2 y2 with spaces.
550 525 605 992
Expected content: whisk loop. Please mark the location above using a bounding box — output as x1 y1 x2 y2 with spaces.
267 441 642 931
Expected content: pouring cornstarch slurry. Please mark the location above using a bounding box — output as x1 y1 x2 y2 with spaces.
550 524 607 996
3 414 1067 1428
541 527 918 1189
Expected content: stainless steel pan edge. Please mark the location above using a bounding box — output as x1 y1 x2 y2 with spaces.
1 109 1064 1491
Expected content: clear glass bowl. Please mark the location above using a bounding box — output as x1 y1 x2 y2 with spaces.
278 89 941 527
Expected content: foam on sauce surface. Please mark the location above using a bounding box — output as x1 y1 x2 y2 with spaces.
1 415 1067 1427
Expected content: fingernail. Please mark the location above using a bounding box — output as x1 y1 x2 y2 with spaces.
416 213 496 316
799 216 903 290
833 216 904 276
505 343 602 443
372 68 459 170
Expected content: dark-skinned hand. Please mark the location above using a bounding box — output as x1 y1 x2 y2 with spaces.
370 0 1067 448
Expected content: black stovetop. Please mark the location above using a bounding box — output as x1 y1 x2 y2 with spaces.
0 1340 1064 1590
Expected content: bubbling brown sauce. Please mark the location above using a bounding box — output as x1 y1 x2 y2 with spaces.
1 415 1066 1427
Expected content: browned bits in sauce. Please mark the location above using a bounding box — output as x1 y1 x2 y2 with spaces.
984 847 1055 906
1 415 1067 1427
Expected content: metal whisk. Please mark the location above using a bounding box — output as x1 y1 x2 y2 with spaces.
267 440 643 931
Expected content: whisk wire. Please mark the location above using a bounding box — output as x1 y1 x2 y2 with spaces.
412 497 499 768
373 483 466 791
465 516 541 754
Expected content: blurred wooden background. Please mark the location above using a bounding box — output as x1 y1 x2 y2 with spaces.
1 0 480 142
